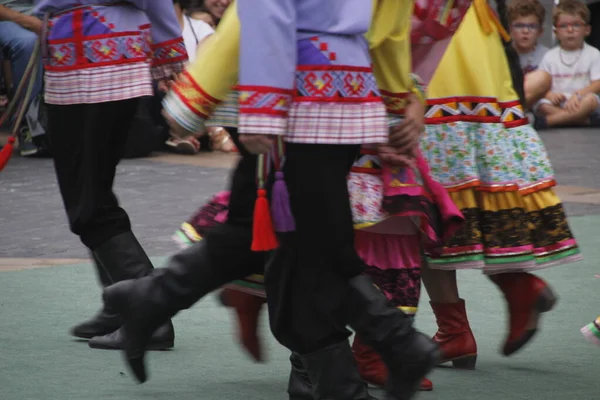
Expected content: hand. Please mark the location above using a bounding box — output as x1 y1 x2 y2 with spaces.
377 144 416 168
388 96 424 154
17 15 43 35
158 73 181 93
157 79 173 93
239 134 275 155
162 109 195 139
564 94 581 113
546 92 566 106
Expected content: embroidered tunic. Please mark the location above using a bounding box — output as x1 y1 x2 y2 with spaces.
35 0 187 105
165 0 419 145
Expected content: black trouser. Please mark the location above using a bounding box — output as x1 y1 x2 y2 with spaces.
265 144 366 354
47 99 138 249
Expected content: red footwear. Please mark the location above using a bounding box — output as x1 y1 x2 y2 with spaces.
351 336 433 391
430 299 478 369
420 377 433 391
490 272 557 356
221 288 266 362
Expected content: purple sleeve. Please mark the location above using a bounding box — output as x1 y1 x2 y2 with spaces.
144 0 188 80
237 0 297 136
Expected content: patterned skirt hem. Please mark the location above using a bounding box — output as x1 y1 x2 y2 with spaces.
581 321 600 346
426 251 583 274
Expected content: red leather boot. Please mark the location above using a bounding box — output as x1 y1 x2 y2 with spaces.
430 299 478 369
220 288 266 362
490 272 557 356
351 336 433 391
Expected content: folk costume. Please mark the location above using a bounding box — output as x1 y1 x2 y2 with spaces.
35 0 188 349
103 1 440 398
174 0 474 391
418 0 583 368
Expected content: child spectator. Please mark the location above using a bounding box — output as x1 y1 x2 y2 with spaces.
508 0 552 109
534 0 600 129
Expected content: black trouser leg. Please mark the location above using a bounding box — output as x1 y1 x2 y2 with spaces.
265 144 438 400
47 100 138 249
47 100 162 340
102 133 269 382
265 144 363 354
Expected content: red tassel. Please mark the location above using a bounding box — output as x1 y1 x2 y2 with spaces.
0 136 16 172
251 189 279 252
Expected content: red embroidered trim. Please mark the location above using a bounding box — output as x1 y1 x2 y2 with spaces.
48 31 149 44
172 71 221 118
380 90 410 115
73 9 85 66
296 65 373 72
238 86 294 117
152 39 187 66
427 96 497 105
425 96 529 127
45 58 150 72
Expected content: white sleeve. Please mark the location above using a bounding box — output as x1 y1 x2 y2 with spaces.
537 49 553 74
192 19 215 42
588 48 600 82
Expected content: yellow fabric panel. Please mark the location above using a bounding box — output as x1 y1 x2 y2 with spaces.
185 2 240 102
427 4 518 102
521 189 562 211
368 0 415 99
450 188 562 213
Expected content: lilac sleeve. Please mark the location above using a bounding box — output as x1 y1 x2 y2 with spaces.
143 0 188 80
236 0 297 136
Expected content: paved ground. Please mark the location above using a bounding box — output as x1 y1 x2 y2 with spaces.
1 126 600 400
2 127 600 262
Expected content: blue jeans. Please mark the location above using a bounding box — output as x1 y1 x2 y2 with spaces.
0 21 43 119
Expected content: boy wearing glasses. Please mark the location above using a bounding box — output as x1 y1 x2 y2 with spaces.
508 0 551 109
534 0 600 129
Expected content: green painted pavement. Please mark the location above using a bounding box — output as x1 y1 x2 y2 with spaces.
1 215 600 400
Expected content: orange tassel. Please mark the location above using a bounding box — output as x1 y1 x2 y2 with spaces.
0 136 16 172
251 189 279 252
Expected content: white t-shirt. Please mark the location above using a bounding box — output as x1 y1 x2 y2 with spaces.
182 16 214 62
519 44 549 74
538 43 600 97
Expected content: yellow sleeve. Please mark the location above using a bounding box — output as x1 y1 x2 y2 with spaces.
163 3 240 133
367 0 417 125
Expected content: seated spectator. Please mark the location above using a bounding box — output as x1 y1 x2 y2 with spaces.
188 0 231 28
508 0 552 109
534 0 600 129
0 0 47 157
150 0 236 154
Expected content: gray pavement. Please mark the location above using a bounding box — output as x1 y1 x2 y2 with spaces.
0 157 231 258
1 127 600 259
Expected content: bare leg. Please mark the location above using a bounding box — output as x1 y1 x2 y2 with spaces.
421 264 460 303
421 263 477 369
524 70 551 110
540 95 598 127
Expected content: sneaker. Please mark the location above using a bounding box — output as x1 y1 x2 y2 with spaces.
581 317 600 346
18 126 39 157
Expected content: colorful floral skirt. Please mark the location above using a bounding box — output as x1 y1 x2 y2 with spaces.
419 5 582 274
173 152 464 314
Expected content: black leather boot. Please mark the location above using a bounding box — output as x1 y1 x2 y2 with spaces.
288 353 314 400
298 341 377 400
346 274 439 400
70 231 176 351
88 321 175 350
70 252 122 339
103 224 261 382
